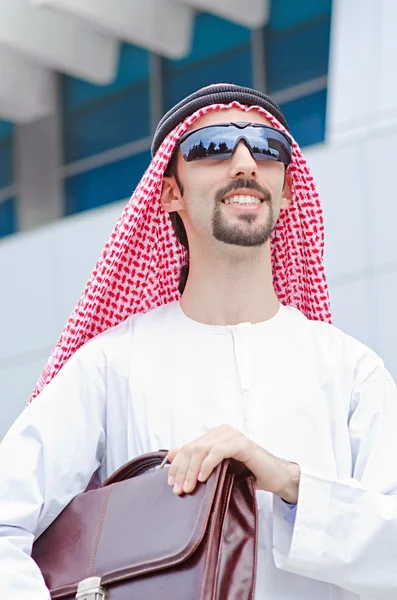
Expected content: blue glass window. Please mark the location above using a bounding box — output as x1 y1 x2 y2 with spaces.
64 151 151 216
0 120 14 189
164 13 253 110
269 0 332 30
266 0 332 147
0 139 13 190
266 17 331 93
0 197 16 238
63 44 150 163
280 89 328 147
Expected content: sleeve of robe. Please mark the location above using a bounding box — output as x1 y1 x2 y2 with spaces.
272 354 397 598
0 343 107 599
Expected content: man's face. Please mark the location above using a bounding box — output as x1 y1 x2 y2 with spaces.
162 107 292 249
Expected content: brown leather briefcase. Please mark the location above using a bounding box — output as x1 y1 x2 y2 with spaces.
32 450 258 599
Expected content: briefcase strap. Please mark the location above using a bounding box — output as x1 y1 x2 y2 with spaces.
75 577 106 600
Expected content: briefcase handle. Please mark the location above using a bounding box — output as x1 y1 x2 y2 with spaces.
100 450 252 489
101 450 169 487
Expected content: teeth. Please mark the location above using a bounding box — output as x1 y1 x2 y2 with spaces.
224 195 262 205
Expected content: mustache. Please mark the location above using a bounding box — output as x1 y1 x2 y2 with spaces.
215 179 271 203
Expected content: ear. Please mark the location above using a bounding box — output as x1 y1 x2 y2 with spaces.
161 176 184 213
280 172 293 210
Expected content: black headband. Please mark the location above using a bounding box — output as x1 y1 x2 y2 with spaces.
151 84 290 158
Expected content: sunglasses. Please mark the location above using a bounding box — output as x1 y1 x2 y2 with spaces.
177 122 292 166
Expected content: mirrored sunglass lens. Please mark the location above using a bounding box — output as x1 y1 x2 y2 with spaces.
247 128 291 164
180 126 292 164
180 128 234 161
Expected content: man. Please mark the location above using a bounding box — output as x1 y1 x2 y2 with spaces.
1 84 397 599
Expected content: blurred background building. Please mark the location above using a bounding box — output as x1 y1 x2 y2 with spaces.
0 0 396 437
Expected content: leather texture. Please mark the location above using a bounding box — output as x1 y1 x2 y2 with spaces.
32 451 258 599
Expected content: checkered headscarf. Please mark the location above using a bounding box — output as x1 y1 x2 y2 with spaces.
30 85 331 401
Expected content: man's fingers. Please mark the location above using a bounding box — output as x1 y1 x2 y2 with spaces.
198 442 238 481
168 451 191 493
182 446 209 493
166 426 245 495
166 448 180 463
169 445 210 494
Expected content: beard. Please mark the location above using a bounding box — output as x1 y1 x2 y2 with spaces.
212 179 275 247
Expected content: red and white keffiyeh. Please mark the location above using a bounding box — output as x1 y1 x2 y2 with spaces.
30 100 331 402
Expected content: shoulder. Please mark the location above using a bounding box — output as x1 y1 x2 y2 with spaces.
283 305 385 384
74 301 179 369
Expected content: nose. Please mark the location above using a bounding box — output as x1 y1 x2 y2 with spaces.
228 140 258 180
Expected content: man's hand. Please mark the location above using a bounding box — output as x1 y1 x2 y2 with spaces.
166 425 300 503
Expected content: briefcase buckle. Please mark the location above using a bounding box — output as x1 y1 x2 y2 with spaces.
76 576 106 599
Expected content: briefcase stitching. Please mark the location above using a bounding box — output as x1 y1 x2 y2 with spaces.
247 477 258 600
198 472 233 600
208 475 234 599
88 485 113 577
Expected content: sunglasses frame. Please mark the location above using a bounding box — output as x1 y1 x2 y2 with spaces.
176 122 293 165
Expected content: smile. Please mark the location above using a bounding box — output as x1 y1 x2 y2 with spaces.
222 195 263 205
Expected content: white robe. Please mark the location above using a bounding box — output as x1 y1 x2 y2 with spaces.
1 301 397 599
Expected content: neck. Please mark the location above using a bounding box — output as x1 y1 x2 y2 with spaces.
180 242 279 326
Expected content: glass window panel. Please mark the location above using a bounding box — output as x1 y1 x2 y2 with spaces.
63 44 149 111
63 43 150 163
0 120 14 189
168 13 251 71
164 47 253 110
64 151 151 216
280 89 327 148
0 197 16 238
0 120 14 141
0 137 13 189
164 12 252 110
266 17 331 93
64 84 150 163
270 0 332 31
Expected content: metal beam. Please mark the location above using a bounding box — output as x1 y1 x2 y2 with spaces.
33 0 194 59
0 47 55 122
179 0 270 28
251 28 266 93
0 0 118 84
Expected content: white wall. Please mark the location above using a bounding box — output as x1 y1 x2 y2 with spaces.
2 0 397 438
305 134 397 366
317 0 397 369
327 0 397 143
0 201 125 438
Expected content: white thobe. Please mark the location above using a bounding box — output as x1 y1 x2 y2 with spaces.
1 301 397 599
